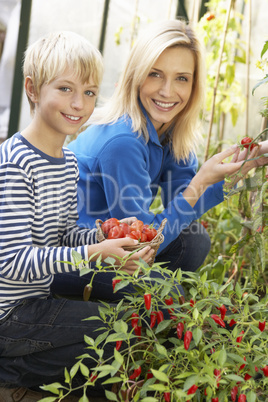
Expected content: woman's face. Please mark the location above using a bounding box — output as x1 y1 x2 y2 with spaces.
139 46 195 133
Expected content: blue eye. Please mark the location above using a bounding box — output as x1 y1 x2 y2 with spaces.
149 72 160 78
59 87 70 92
178 76 188 82
85 90 96 97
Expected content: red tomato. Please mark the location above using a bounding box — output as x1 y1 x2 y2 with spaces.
241 136 257 151
108 225 124 239
101 218 120 235
119 222 131 236
126 232 139 240
143 226 157 241
130 220 144 232
140 233 148 242
206 12 215 21
128 230 142 240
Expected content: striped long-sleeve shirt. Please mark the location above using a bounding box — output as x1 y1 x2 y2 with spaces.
0 133 96 320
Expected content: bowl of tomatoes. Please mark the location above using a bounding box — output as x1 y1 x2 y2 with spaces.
95 217 167 266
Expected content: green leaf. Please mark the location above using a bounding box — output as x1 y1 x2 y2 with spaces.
192 307 199 321
105 390 118 401
114 319 128 334
252 74 268 94
148 384 168 392
225 374 244 382
95 331 109 347
106 332 128 343
37 398 58 402
235 282 242 299
218 349 227 367
79 362 89 377
193 327 202 346
140 398 159 402
70 362 80 379
104 256 116 265
114 349 124 365
155 320 170 334
84 335 95 347
150 368 169 383
247 390 257 402
155 343 168 357
261 40 268 58
40 383 62 395
102 377 122 385
71 250 83 265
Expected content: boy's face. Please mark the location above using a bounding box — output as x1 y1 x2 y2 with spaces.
33 68 98 138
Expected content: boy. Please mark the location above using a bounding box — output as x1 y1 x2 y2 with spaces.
0 31 153 400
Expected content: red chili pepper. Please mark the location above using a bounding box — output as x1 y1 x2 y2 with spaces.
204 388 207 396
261 365 268 377
150 312 157 328
259 320 266 332
156 310 164 324
238 395 246 402
165 296 173 306
231 386 238 402
115 340 122 351
90 373 98 382
212 398 219 402
211 314 226 328
214 368 221 388
134 325 142 337
146 370 153 380
244 373 252 381
190 298 195 307
236 330 244 343
229 319 237 327
239 356 246 371
131 312 139 328
176 322 184 339
164 392 171 402
129 366 141 380
187 384 198 395
184 330 192 350
112 279 121 292
144 293 151 310
219 305 227 320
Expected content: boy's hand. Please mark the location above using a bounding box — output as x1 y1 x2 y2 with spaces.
88 237 155 275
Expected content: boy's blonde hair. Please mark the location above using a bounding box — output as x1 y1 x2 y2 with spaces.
23 31 103 114
91 19 205 161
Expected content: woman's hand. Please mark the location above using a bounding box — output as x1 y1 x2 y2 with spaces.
236 140 268 169
88 237 154 275
183 145 245 207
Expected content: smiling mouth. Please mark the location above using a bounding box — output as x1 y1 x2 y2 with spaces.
63 113 82 121
153 100 177 109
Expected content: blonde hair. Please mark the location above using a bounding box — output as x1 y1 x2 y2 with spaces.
91 19 205 161
23 31 103 114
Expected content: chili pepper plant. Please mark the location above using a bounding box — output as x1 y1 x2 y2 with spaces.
40 248 268 401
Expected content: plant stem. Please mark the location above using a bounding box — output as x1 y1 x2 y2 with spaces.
204 0 234 161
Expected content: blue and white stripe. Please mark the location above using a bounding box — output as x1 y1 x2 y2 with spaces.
0 133 96 319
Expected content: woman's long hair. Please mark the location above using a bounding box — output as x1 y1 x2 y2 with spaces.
91 19 206 161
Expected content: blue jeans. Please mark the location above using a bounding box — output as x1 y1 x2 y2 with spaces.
155 220 211 272
0 297 114 397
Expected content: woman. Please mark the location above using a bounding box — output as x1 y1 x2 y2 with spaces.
68 19 267 276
